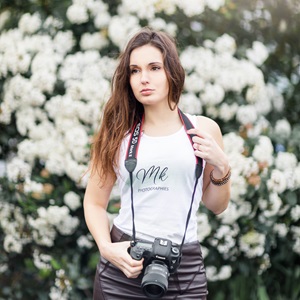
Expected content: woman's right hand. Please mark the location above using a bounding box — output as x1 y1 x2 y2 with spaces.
102 241 144 278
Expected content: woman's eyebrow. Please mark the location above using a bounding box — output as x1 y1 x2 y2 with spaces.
129 61 163 67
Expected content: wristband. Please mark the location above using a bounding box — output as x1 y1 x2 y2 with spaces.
210 167 231 186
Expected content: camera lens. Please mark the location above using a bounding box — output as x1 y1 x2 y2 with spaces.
141 260 169 299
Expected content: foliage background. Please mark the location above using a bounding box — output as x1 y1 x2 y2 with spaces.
0 0 300 299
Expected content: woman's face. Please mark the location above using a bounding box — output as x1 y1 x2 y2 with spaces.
129 44 169 108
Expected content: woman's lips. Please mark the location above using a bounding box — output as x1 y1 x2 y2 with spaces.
140 89 154 96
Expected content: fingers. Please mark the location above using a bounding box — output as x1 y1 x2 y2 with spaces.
187 128 221 164
109 241 144 278
123 259 144 278
187 128 208 138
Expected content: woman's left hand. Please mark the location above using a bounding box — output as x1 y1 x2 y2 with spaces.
187 128 228 173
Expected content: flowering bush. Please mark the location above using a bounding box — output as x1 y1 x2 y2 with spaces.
0 0 299 299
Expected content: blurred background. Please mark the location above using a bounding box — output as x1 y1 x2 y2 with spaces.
0 0 300 299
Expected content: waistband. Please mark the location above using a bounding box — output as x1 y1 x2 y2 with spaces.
111 224 132 243
110 225 200 248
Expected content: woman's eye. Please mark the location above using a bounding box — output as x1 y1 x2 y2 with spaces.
152 66 161 71
130 69 139 74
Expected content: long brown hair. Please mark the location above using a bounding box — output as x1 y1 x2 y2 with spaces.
91 27 185 181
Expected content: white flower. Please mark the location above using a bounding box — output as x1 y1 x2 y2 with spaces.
230 172 248 202
291 205 300 222
43 15 63 32
252 136 274 166
206 265 232 281
30 220 56 247
3 235 23 253
0 264 8 274
37 205 79 236
4 48 31 75
6 156 32 182
259 254 271 274
64 191 82 211
150 0 176 15
217 265 232 280
194 49 219 82
219 103 238 121
218 201 251 224
275 152 297 171
176 0 205 17
209 224 239 260
45 153 66 176
0 102 12 124
89 0 110 28
148 18 177 36
80 32 108 50
206 266 218 281
246 41 269 66
28 121 55 141
0 160 6 177
274 119 292 138
292 238 300 256
223 132 245 154
179 93 202 115
214 33 236 55
196 212 211 242
33 250 52 270
31 71 57 94
217 202 240 224
239 230 265 258
66 3 89 24
180 47 199 72
273 223 288 237
18 13 41 34
201 83 225 105
53 31 75 55
205 0 225 11
0 10 11 30
291 226 300 255
267 83 284 112
247 116 270 138
77 235 94 249
118 0 157 20
31 52 59 74
24 179 43 194
263 192 282 217
64 155 87 184
293 164 300 189
184 72 205 93
17 139 37 163
236 105 258 125
108 15 140 49
267 170 287 194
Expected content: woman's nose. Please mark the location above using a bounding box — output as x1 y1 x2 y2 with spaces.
140 71 149 84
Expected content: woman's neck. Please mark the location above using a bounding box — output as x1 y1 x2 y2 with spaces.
142 105 183 136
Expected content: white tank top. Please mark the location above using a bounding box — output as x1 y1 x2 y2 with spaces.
114 114 205 244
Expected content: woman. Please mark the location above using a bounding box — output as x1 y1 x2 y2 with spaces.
84 27 230 299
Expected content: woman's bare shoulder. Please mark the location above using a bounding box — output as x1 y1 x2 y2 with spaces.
195 115 221 133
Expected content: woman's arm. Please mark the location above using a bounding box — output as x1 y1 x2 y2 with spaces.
83 171 143 278
187 116 230 214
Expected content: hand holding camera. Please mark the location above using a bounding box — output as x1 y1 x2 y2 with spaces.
129 237 181 299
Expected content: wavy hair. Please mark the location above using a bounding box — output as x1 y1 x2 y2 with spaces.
91 27 185 181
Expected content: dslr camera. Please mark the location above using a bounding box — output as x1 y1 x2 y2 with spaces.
129 237 181 299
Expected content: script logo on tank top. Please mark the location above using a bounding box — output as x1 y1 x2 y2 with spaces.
136 165 169 192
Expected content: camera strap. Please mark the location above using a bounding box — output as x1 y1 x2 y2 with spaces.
125 108 203 251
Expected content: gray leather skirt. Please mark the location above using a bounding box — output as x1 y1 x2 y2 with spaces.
93 225 208 299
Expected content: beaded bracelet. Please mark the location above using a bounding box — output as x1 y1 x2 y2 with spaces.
210 167 231 186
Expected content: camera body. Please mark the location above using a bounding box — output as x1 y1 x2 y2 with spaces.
129 237 181 299
130 237 181 273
